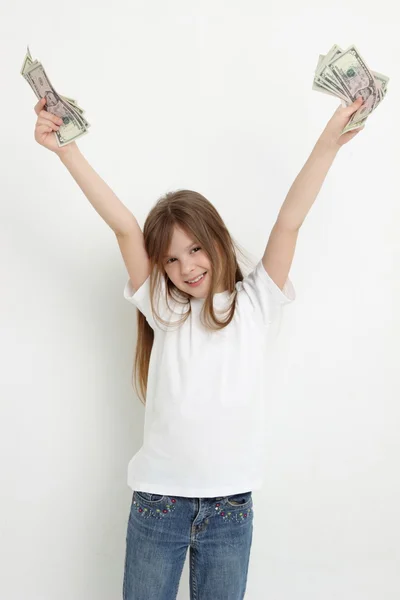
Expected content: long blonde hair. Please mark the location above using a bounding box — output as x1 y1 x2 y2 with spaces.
133 189 253 404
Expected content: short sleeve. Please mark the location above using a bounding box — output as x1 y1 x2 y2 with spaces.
124 275 157 330
123 274 185 331
238 259 296 325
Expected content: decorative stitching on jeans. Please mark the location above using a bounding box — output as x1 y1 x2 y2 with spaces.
132 496 177 519
214 501 253 522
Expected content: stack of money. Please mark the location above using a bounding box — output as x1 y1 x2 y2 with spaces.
21 46 90 147
313 44 389 134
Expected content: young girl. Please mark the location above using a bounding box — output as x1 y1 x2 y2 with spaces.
33 95 365 599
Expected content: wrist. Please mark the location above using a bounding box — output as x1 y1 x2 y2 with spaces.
315 135 341 156
57 142 81 164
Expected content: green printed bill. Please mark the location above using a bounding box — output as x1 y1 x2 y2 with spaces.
21 43 388 145
21 46 90 147
313 43 389 134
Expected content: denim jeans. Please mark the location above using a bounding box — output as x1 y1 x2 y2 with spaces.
123 490 254 599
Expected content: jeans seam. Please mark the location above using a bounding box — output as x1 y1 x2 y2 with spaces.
190 545 198 600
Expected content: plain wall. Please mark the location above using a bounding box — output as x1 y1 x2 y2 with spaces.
1 1 399 598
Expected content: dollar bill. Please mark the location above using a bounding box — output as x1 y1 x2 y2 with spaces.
21 47 90 147
313 44 389 134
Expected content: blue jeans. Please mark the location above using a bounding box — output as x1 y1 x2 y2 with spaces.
123 490 254 599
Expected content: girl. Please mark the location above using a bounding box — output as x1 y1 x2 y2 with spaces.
33 95 365 599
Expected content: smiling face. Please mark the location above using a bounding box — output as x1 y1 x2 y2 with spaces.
163 226 225 297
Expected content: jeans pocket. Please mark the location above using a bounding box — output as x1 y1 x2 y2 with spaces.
226 491 252 508
135 490 165 503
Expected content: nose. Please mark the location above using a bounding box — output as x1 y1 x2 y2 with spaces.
181 260 197 279
182 269 196 280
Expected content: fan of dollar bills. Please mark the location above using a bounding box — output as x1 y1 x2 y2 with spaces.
21 46 90 147
21 43 389 146
313 44 389 134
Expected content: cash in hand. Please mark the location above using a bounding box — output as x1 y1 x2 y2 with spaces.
21 46 90 147
313 43 389 134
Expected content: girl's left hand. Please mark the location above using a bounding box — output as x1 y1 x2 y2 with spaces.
319 97 365 150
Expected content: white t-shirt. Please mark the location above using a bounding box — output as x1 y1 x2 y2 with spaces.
123 259 295 498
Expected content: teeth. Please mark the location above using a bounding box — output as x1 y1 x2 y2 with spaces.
187 273 205 284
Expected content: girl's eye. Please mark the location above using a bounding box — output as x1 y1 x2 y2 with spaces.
166 247 201 265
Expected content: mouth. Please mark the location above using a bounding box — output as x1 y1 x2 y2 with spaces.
185 272 207 286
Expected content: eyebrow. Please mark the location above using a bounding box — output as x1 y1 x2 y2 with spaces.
163 240 197 259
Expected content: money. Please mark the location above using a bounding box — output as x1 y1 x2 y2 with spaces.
21 46 90 147
313 44 389 134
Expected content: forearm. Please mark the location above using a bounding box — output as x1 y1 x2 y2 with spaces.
58 144 137 235
276 138 339 231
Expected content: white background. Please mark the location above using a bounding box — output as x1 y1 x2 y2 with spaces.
1 1 399 598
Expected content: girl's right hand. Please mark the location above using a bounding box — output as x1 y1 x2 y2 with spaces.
34 97 76 156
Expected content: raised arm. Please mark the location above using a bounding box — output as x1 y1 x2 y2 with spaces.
262 98 365 290
58 143 137 236
33 98 151 290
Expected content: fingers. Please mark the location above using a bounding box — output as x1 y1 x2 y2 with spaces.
36 124 55 134
36 118 60 132
34 98 63 127
34 97 46 115
38 109 63 126
350 97 363 111
339 96 363 114
35 110 63 135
